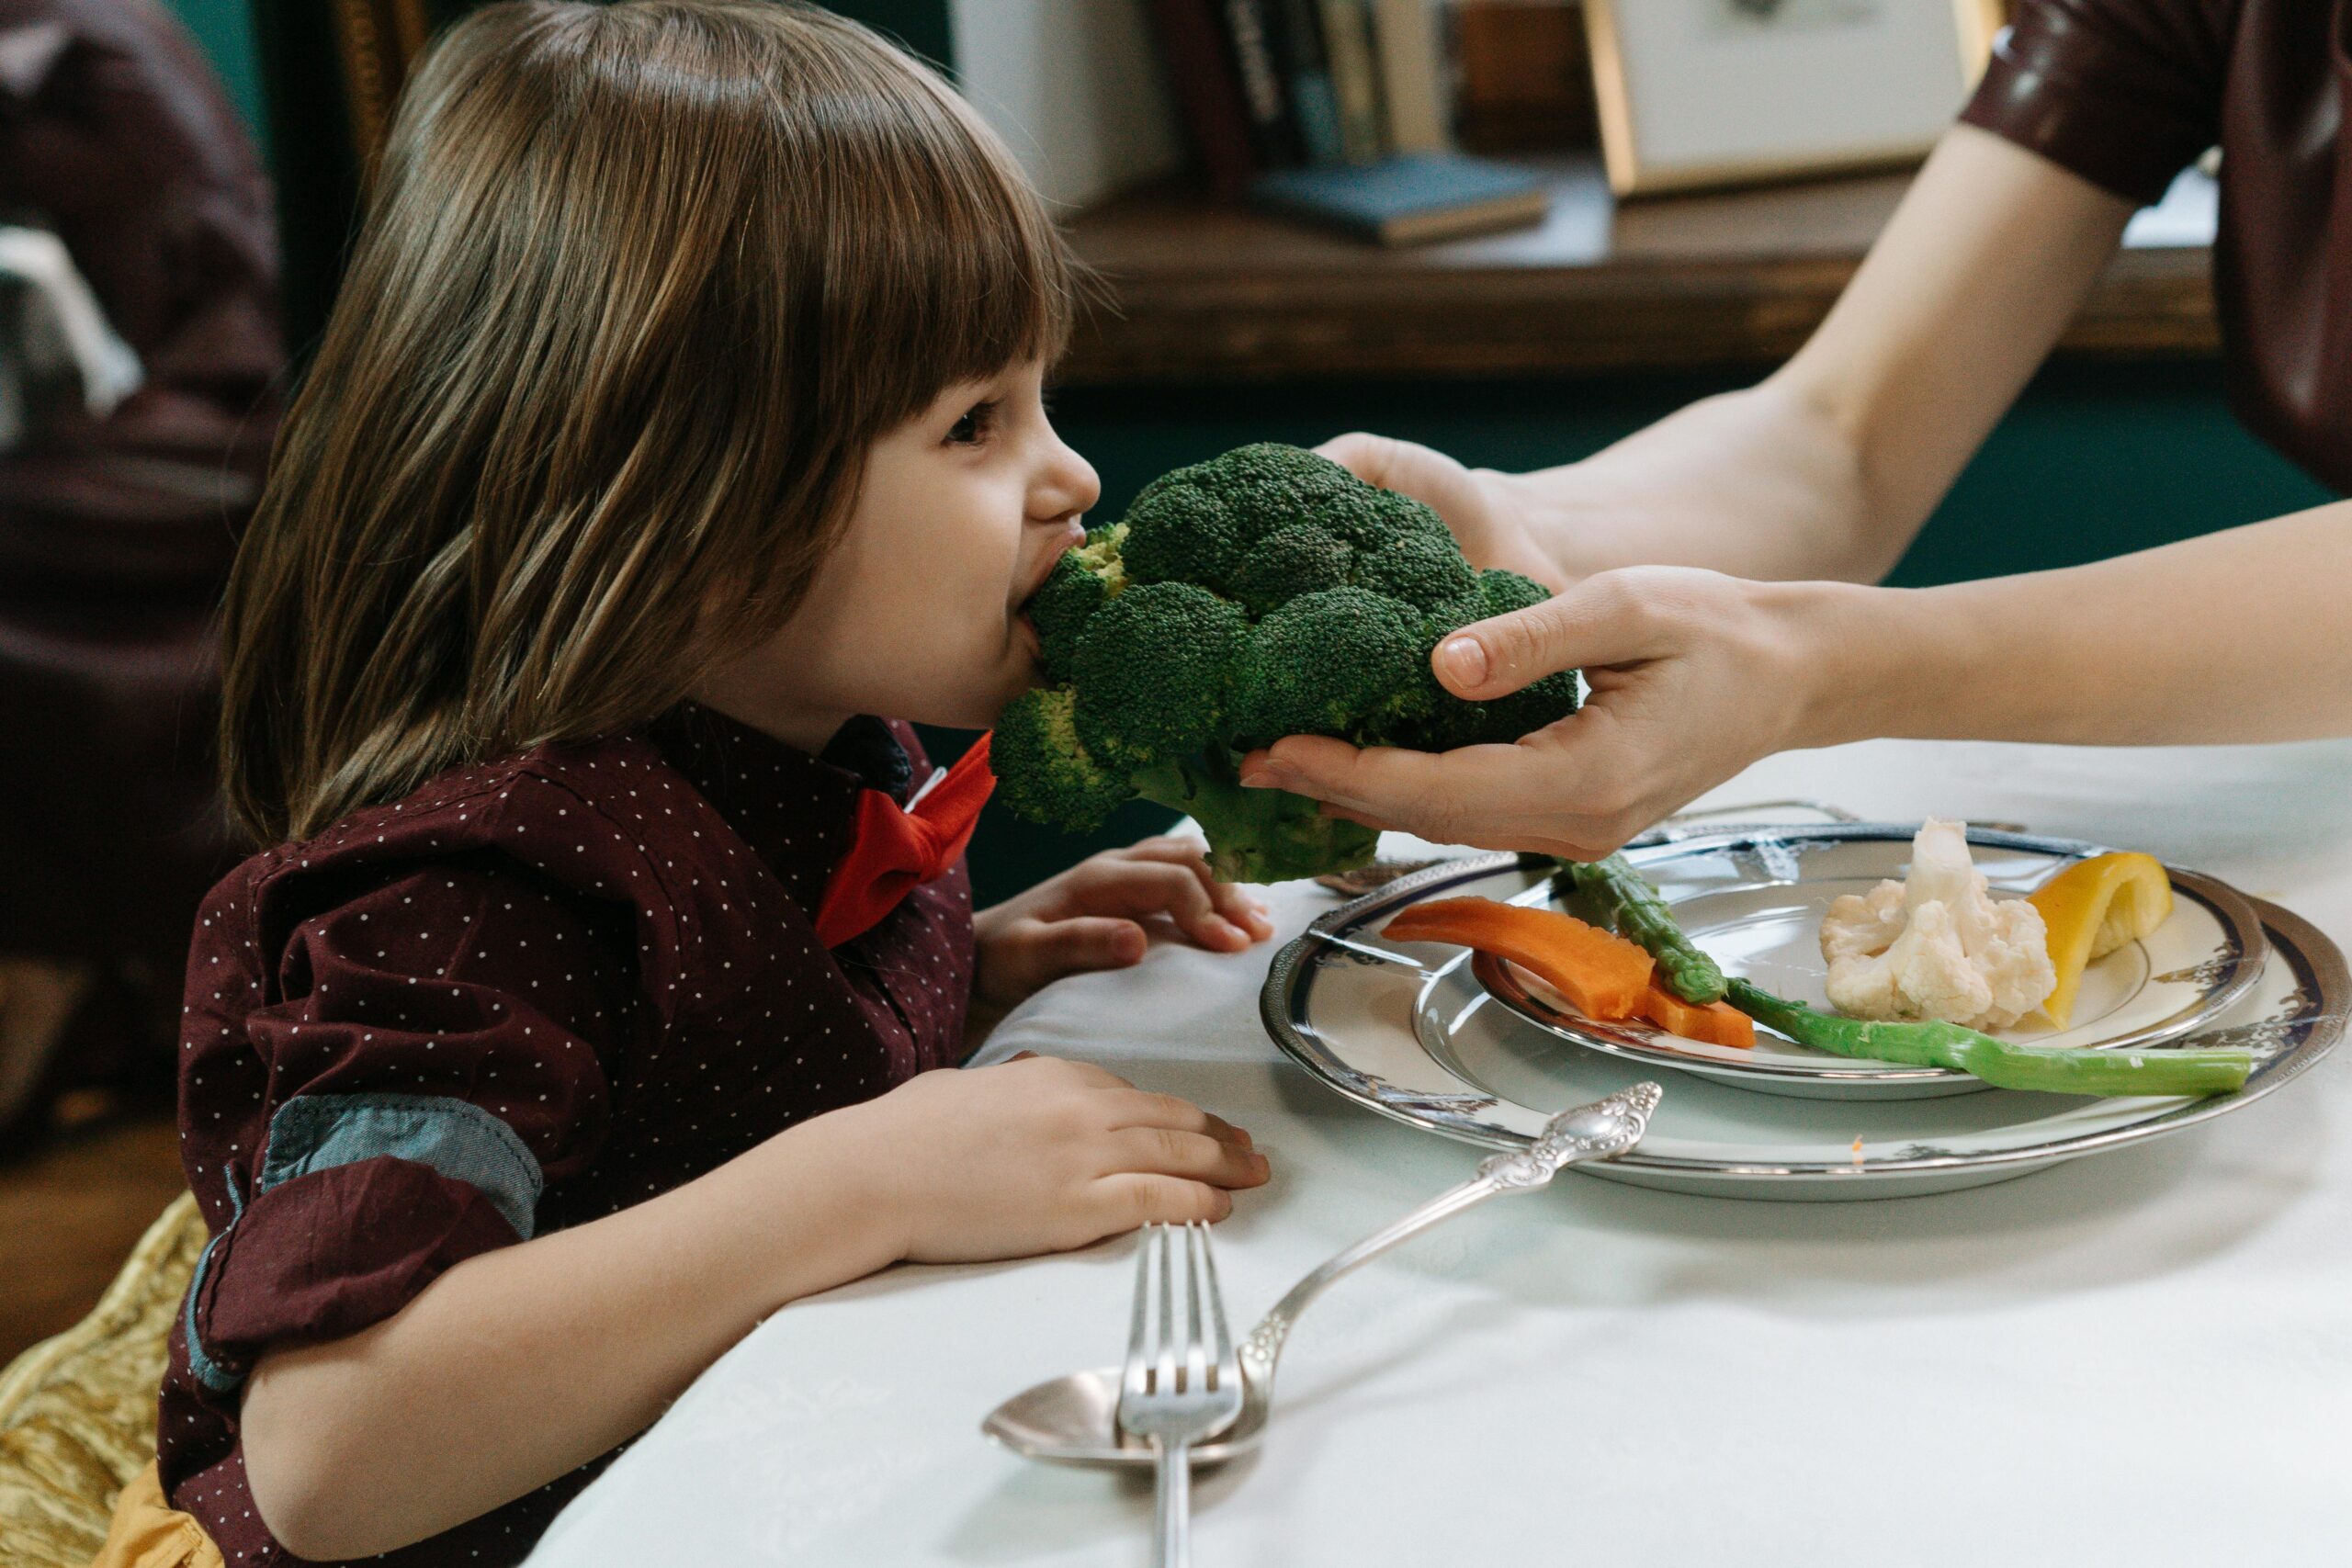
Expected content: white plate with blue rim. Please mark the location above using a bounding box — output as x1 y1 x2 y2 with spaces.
1259 830 2342 1200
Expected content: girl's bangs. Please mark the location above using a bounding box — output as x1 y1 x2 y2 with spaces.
818 80 1082 428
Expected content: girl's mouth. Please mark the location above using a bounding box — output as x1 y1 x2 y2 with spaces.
1015 523 1088 609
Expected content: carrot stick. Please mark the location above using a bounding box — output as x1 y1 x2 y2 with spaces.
1635 981 1756 1049
1385 897 1655 1020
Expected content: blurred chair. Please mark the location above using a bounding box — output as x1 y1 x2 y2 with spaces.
0 0 280 1143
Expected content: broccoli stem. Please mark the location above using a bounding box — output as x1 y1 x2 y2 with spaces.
1134 750 1380 884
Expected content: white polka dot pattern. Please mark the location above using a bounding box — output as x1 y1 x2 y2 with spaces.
159 705 975 1566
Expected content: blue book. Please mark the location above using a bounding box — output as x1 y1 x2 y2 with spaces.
1249 152 1550 245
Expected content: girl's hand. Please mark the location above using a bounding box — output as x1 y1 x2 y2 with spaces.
1240 567 1835 860
973 836 1275 1010
844 1054 1270 1263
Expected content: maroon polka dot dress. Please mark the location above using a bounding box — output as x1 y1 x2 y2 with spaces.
159 705 975 1565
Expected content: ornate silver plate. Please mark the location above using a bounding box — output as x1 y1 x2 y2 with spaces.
1260 845 2343 1201
1464 827 2267 1101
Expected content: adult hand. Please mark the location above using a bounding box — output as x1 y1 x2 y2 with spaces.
1240 567 1838 859
1314 432 1567 585
1317 381 1886 590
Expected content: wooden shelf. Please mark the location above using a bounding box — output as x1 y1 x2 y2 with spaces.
1059 158 2217 386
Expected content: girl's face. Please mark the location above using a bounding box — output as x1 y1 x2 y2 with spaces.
696 360 1099 750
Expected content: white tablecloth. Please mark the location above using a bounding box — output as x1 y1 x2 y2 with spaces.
526 739 2352 1568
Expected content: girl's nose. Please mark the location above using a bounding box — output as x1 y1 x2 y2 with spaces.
1034 435 1100 524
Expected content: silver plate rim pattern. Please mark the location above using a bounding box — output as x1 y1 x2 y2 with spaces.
1259 836 2346 1190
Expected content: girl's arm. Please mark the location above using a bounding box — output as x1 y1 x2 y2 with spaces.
1324 125 2138 588
242 1055 1266 1560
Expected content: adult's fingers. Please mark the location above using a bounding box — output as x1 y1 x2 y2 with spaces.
1314 431 1469 514
1243 735 1501 823
1316 430 1412 487
1247 733 1635 855
1433 570 1668 700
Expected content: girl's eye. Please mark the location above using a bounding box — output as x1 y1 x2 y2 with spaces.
947 402 998 446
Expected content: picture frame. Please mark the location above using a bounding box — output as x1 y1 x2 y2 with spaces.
1584 0 2010 197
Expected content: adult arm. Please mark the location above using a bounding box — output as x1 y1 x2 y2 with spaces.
1242 506 2352 861
1248 126 2352 852
1326 124 2137 590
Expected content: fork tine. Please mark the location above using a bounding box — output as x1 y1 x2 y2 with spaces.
1153 1224 1178 1398
1182 1224 1208 1396
1195 1221 1237 1393
1123 1224 1156 1400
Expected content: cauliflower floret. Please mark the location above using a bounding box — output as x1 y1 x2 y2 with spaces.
1820 818 2057 1030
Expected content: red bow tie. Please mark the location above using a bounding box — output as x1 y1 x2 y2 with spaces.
812 732 995 948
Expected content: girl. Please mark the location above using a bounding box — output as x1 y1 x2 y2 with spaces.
115 5 1273 1564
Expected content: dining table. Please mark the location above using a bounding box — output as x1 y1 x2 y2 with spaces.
524 735 2352 1567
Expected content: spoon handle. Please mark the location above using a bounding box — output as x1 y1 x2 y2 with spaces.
1238 1082 1662 1382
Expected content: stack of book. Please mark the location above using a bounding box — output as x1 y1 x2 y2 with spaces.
1150 0 1552 244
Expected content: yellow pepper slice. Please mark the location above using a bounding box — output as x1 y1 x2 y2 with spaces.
2028 852 2174 1028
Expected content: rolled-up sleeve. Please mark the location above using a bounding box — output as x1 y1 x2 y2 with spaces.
179 859 633 1393
1960 0 2233 205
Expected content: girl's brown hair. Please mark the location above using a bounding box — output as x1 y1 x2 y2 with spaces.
220 0 1076 843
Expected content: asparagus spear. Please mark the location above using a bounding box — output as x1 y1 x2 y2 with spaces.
1724 979 2251 1098
1555 853 1727 1004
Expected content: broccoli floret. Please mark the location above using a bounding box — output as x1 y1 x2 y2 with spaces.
1026 522 1128 681
996 443 1580 882
1132 750 1379 884
1119 442 1360 593
1175 441 1359 519
1476 567 1552 618
1120 485 1252 590
994 687 1132 833
1227 587 1422 750
1352 530 1479 610
1464 668 1583 745
1304 485 1449 552
1070 581 1246 766
1229 523 1356 615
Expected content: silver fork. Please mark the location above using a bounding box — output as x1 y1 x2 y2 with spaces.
1117 1223 1244 1568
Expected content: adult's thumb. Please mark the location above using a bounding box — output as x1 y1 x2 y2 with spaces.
1314 430 1407 487
1433 571 1652 700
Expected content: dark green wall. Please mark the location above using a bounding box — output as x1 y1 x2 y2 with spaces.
165 0 265 139
159 1 2335 904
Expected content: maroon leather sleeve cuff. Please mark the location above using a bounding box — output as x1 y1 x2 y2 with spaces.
1960 0 2223 207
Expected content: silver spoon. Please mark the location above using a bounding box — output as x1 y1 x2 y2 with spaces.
981 1081 1663 1468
